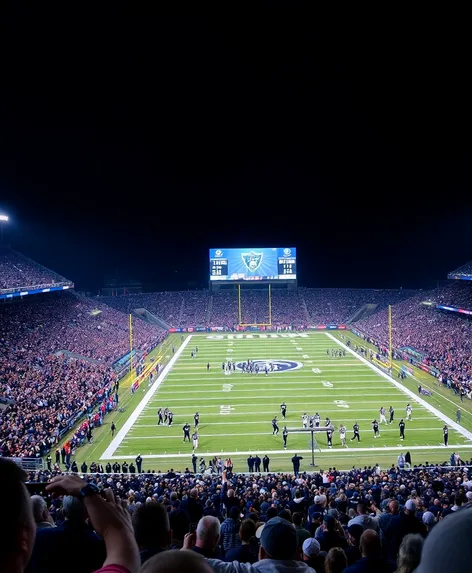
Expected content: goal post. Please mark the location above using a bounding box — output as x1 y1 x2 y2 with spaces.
238 283 272 327
287 426 335 467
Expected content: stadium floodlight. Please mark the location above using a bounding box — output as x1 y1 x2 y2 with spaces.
0 213 8 242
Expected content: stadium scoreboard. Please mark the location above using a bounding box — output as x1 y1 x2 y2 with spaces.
209 247 297 281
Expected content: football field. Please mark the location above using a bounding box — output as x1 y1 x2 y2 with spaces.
94 332 472 472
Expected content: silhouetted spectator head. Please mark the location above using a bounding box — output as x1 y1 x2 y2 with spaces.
396 533 424 573
324 547 348 573
140 549 213 573
259 517 297 560
0 459 36 573
132 502 171 552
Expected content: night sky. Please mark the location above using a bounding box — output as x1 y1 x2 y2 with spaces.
0 9 471 292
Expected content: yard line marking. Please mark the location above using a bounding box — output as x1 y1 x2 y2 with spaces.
152 388 405 396
143 393 406 402
326 332 472 442
142 400 419 410
106 443 472 460
122 427 456 439
133 416 436 427
100 335 193 459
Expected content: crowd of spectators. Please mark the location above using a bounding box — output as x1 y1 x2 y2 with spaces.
101 291 185 327
3 460 472 573
0 291 166 458
0 292 164 364
100 288 415 329
447 259 472 279
302 289 413 325
356 286 472 393
0 247 72 291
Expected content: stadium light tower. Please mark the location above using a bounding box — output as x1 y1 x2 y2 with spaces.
0 213 8 242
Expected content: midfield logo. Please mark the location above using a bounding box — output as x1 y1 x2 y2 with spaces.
241 251 263 272
235 359 303 372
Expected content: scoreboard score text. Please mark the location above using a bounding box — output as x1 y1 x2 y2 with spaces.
209 247 297 281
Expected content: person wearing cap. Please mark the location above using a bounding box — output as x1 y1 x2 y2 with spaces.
204 517 316 573
384 498 423 562
302 537 325 572
421 511 435 534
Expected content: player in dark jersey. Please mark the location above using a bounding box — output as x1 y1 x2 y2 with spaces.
399 419 405 440
194 412 200 428
309 416 314 429
280 402 287 419
443 425 449 446
157 408 163 425
372 420 380 438
222 361 225 372
325 417 331 428
207 362 210 371
327 428 333 448
283 426 288 449
351 422 360 442
164 408 169 425
183 423 191 442
168 411 174 427
272 416 279 435
389 406 395 424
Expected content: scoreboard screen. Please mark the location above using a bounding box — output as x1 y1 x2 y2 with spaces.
209 247 297 281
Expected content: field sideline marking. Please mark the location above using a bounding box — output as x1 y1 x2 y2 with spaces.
104 443 472 460
100 335 193 459
326 333 472 441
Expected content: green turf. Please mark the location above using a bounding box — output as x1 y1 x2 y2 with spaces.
72 331 472 472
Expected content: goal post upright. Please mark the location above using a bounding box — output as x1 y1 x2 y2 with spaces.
287 426 335 467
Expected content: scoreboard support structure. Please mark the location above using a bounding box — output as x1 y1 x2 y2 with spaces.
287 426 335 466
238 283 272 327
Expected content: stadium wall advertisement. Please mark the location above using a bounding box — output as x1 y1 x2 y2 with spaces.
0 284 73 300
168 325 348 332
351 327 441 379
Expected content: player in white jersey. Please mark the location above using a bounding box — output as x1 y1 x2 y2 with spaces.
302 413 308 428
379 407 387 424
339 424 347 447
192 431 199 450
406 403 412 421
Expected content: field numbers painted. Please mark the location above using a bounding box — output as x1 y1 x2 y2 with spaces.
220 405 233 415
227 348 233 352
306 360 313 364
296 347 303 351
312 368 322 374
322 381 334 387
303 354 310 358
334 400 349 408
222 384 233 392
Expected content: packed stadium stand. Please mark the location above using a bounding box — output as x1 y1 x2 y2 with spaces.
5 461 472 573
356 285 472 388
0 246 73 292
448 259 472 280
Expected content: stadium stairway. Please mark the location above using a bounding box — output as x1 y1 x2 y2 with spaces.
205 294 213 324
177 298 185 324
347 303 379 324
133 308 170 330
298 291 311 322
55 350 103 364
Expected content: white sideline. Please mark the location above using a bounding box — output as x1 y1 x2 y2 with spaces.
100 335 193 459
102 443 472 460
326 333 472 441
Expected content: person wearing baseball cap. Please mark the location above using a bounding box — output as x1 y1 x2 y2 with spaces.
302 537 325 572
208 517 315 573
